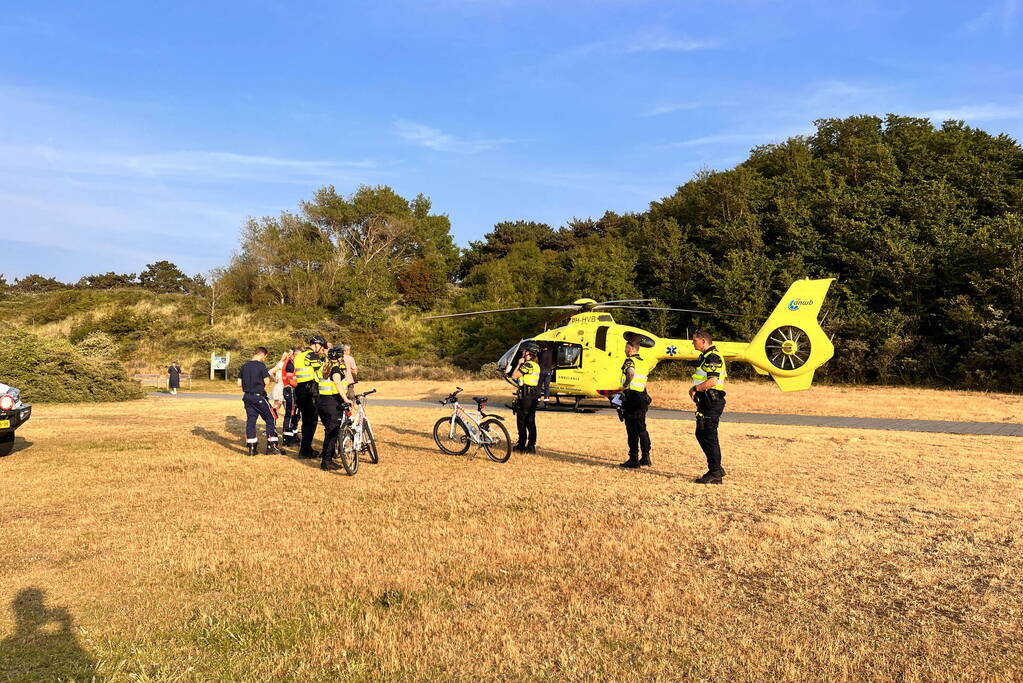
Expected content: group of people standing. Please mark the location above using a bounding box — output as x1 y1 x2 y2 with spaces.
509 330 729 484
214 330 729 483
238 337 359 471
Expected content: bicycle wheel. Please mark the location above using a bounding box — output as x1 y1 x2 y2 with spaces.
363 418 379 464
433 416 470 455
339 427 360 475
480 418 512 463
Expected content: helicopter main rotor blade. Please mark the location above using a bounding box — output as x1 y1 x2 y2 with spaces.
423 305 580 320
595 304 745 318
595 299 655 306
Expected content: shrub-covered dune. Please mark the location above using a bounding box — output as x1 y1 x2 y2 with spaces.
0 327 144 403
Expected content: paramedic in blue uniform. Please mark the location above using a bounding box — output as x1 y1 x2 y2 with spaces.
238 347 281 456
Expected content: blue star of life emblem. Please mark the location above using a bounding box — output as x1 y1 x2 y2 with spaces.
665 345 678 356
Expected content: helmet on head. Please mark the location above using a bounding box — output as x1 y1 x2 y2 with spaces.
308 335 327 347
327 346 345 361
521 341 540 355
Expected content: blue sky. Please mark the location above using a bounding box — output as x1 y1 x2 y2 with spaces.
2 0 1021 281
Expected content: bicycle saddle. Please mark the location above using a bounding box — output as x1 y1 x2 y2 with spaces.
473 396 489 404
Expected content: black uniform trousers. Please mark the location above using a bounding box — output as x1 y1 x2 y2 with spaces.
623 390 651 457
295 381 320 454
695 390 726 473
283 386 298 436
515 388 538 448
243 392 278 440
316 396 342 460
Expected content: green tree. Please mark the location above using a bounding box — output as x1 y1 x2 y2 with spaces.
139 261 195 293
76 272 138 289
14 274 66 293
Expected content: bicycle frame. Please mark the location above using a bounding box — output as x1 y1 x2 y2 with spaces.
341 387 376 452
442 397 500 449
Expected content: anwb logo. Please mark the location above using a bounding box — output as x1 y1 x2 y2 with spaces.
788 298 813 311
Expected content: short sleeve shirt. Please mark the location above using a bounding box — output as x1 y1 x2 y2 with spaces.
698 349 724 378
240 360 270 393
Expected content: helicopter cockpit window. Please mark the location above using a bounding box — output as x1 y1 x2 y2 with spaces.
557 344 582 368
623 332 656 348
498 341 524 373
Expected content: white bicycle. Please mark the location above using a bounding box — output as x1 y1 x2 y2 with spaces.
432 387 512 463
335 387 378 476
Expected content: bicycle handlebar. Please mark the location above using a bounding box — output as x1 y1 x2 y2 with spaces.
440 386 464 404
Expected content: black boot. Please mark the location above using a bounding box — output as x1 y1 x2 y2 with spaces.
514 443 525 453
694 471 723 484
619 454 640 469
267 438 281 455
525 445 536 454
639 453 652 467
320 458 340 471
246 442 258 457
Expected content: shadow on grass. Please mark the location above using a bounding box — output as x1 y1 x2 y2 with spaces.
0 588 97 681
0 436 33 458
382 424 431 438
189 414 331 469
381 439 444 457
532 447 677 479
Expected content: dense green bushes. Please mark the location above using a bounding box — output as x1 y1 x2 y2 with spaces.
0 327 144 403
2 114 1020 391
450 115 1023 390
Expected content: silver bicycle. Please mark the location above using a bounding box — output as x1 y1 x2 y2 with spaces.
335 387 378 475
432 387 511 462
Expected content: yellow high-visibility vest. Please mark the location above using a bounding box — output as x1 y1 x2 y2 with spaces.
692 345 727 389
294 350 324 384
517 360 540 387
317 365 347 396
621 354 649 391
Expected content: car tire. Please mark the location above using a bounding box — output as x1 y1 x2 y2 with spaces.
0 432 14 457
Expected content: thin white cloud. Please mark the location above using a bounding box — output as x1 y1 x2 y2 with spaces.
667 129 810 148
393 120 512 153
965 0 1018 35
921 99 1023 122
565 31 717 59
0 144 378 184
622 35 716 53
808 80 886 102
641 101 706 117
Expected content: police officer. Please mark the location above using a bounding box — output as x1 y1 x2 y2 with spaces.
619 333 652 468
237 347 281 456
293 335 327 458
689 329 727 484
316 346 350 471
511 342 541 453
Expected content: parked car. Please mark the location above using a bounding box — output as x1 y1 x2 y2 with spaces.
0 382 32 457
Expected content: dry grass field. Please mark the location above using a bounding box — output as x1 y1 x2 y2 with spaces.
2 386 1022 681
161 377 1023 423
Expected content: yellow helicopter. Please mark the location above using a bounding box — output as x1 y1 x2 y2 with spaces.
427 279 835 408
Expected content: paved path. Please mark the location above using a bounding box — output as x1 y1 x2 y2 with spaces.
152 392 1023 437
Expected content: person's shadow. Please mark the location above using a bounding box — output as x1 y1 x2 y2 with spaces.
0 587 98 680
191 416 324 469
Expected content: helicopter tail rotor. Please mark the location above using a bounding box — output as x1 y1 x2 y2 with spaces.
743 278 836 391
